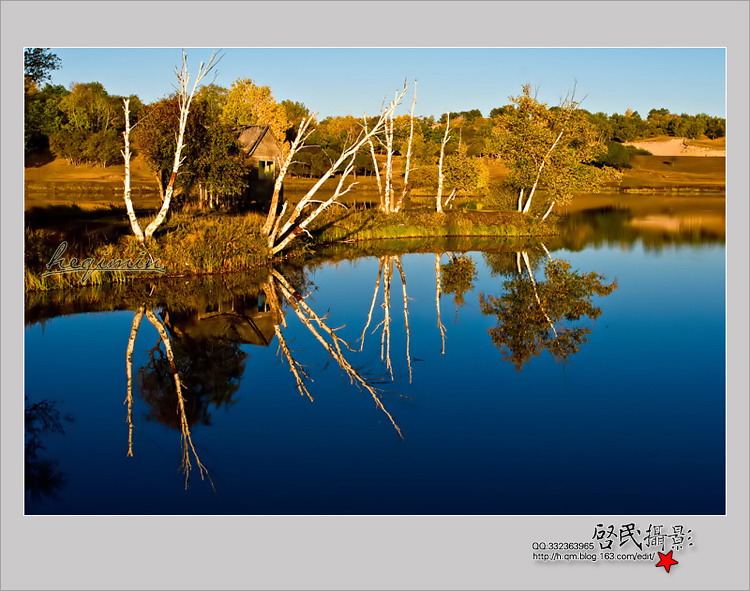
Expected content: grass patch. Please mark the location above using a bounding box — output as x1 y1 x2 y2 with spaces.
25 212 272 291
310 209 555 243
25 205 557 292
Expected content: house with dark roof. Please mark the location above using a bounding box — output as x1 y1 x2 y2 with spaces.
236 125 283 206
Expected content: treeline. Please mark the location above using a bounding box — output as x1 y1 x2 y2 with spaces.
24 48 725 200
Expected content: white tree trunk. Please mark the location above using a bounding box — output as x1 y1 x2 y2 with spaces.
436 114 450 214
521 251 557 337
271 270 403 438
269 84 408 254
121 98 145 243
521 103 576 214
394 257 412 383
394 81 417 213
541 200 556 221
143 51 219 241
383 113 394 213
359 259 384 351
262 115 314 239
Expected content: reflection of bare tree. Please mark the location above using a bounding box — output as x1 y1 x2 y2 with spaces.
124 305 216 489
358 256 413 383
435 253 447 354
394 258 413 383
269 269 404 438
124 306 144 457
264 277 314 402
144 310 212 488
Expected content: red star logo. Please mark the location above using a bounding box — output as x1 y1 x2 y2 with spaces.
655 550 679 573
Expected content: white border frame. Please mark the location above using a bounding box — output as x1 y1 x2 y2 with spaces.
3 2 748 590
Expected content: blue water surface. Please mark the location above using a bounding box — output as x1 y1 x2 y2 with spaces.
24 240 725 515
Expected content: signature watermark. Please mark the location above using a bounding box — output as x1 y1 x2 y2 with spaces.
42 241 166 283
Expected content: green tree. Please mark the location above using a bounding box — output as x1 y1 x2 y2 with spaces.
281 100 311 135
24 48 61 91
47 82 140 165
444 146 489 196
135 95 247 204
219 78 290 143
492 85 615 218
25 83 67 154
705 116 725 139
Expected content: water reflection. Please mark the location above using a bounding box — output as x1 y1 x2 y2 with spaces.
126 308 214 488
266 269 404 437
25 397 72 501
559 198 725 251
105 249 616 487
360 255 413 380
23 200 724 514
480 246 617 370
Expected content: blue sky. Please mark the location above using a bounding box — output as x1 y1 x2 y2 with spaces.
47 47 726 118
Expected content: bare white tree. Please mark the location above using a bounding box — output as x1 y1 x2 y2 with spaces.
261 115 316 241
263 84 409 254
393 258 413 382
122 50 221 243
359 256 413 382
393 81 417 213
436 114 451 214
121 99 145 242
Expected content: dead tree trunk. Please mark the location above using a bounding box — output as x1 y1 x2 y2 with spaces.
266 84 408 255
383 107 394 213
261 115 315 241
436 114 450 214
121 98 145 243
394 81 417 213
141 50 220 242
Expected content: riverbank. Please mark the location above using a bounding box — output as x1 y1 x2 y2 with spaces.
24 208 553 292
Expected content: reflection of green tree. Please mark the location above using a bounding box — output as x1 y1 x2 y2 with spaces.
440 254 477 307
25 397 72 500
479 259 617 370
139 316 247 430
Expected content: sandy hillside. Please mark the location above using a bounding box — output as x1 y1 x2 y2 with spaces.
624 136 726 157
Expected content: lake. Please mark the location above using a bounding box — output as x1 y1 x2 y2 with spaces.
24 194 726 515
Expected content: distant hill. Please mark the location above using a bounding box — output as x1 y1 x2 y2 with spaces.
624 136 726 157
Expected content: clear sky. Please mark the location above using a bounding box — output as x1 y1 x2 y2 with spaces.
47 47 726 118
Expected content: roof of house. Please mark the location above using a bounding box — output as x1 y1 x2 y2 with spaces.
171 310 277 347
236 125 281 157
